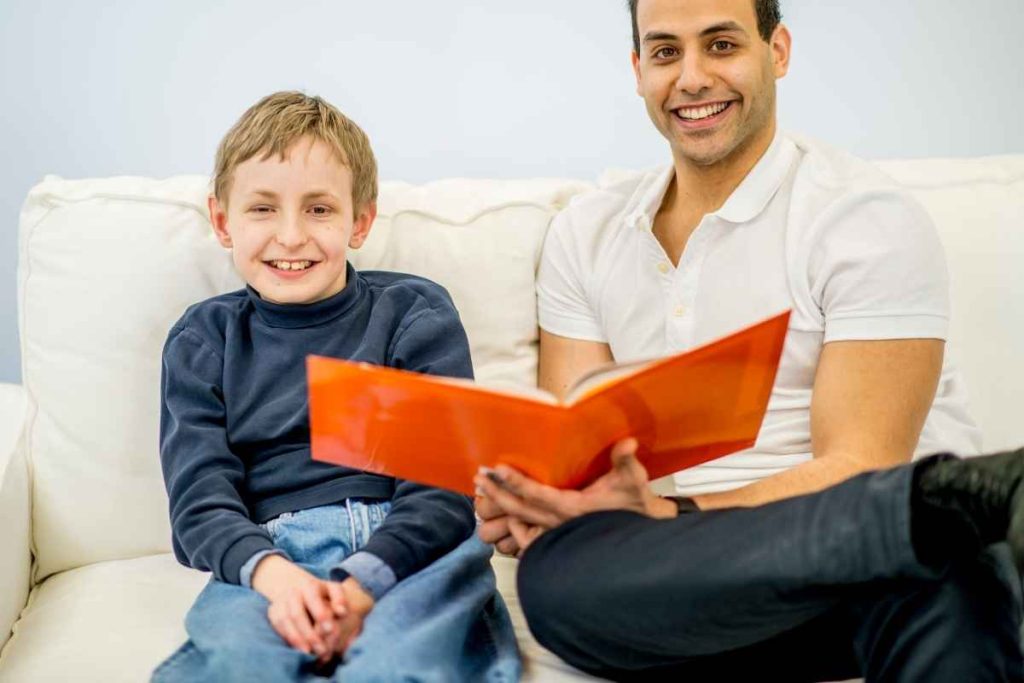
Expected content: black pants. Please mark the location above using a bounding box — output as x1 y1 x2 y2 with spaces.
517 465 1024 682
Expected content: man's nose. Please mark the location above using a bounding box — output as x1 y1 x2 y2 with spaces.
674 52 715 95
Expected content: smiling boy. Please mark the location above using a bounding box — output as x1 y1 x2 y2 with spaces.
153 91 519 681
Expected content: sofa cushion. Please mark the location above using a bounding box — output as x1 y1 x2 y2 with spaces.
0 553 595 682
874 155 1024 451
18 175 590 581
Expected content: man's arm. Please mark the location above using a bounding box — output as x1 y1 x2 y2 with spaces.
690 338 944 510
538 329 614 399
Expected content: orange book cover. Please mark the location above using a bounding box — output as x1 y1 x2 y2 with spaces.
309 310 790 496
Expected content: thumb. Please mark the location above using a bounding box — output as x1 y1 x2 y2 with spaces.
610 438 640 470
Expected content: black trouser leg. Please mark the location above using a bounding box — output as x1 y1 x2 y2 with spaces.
517 465 1023 680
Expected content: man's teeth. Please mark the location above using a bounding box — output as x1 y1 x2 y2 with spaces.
270 260 313 271
676 102 730 120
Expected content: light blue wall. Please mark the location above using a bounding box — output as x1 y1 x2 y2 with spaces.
2 0 1023 383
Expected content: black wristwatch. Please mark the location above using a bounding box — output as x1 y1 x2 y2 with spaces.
665 495 700 516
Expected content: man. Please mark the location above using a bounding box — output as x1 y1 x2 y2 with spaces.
474 0 1024 679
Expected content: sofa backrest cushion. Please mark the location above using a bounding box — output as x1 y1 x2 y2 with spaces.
875 156 1024 452
17 175 589 581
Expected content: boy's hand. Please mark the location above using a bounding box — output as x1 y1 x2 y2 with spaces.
251 555 348 663
331 577 375 655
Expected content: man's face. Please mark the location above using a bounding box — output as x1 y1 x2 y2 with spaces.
209 136 375 305
632 0 790 168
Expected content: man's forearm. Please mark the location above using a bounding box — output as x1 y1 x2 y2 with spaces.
690 453 903 511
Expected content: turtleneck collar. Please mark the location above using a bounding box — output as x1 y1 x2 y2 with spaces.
247 262 365 329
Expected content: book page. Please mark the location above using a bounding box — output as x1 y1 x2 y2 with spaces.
563 357 654 405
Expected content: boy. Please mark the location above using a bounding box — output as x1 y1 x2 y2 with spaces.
154 91 519 682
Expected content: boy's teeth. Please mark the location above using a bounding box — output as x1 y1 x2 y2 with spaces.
677 102 729 120
272 260 312 271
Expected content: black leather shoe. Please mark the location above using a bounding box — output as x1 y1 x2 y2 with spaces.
915 447 1024 568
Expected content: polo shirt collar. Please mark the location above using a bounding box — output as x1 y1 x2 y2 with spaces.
626 131 799 230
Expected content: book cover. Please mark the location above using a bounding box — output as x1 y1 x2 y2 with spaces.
309 310 790 495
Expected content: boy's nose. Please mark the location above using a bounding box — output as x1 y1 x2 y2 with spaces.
275 217 309 248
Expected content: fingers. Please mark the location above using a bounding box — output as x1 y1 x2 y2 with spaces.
266 590 335 659
495 535 521 556
303 582 342 659
477 514 511 544
325 580 348 618
610 437 640 469
474 494 504 521
507 517 543 556
267 600 321 657
474 468 572 527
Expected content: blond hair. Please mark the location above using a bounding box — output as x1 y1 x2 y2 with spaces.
213 91 378 213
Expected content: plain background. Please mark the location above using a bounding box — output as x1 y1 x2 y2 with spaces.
2 0 1023 383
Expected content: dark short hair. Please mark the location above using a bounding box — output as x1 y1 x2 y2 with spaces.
628 0 782 53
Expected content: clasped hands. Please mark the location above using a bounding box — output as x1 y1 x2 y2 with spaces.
251 554 374 666
474 437 677 557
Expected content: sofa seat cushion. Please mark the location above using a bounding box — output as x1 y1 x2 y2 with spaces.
0 553 598 682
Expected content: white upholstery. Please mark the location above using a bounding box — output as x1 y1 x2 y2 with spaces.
0 383 30 650
2 155 1022 680
874 156 1024 451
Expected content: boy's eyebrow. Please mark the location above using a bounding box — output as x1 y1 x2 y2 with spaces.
245 189 341 201
642 21 748 44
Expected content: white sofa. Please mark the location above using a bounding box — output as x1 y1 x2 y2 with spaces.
1 153 1023 682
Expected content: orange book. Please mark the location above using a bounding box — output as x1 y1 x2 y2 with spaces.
309 310 790 496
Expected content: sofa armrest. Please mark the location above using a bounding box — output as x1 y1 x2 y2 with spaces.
0 383 31 652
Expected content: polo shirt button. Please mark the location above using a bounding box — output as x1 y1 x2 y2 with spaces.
658 262 671 274
673 305 685 317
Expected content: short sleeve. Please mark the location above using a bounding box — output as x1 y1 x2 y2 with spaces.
537 209 607 342
808 190 950 343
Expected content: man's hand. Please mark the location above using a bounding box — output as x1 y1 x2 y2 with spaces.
474 438 677 555
251 555 347 663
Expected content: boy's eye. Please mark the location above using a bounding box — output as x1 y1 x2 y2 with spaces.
249 206 273 214
310 205 332 216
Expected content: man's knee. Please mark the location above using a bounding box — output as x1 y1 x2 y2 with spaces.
516 510 645 669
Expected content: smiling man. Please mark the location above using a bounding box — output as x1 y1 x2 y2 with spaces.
473 0 1024 680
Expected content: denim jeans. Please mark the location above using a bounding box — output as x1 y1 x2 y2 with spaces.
153 500 521 682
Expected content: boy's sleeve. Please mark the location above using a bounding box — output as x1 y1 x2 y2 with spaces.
160 326 286 586
329 300 476 600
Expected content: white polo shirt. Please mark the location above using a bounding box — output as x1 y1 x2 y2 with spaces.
538 132 982 497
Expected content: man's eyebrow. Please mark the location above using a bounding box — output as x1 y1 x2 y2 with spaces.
700 21 748 37
642 21 748 45
642 31 679 44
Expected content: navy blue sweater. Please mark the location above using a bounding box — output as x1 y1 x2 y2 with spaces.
159 263 476 587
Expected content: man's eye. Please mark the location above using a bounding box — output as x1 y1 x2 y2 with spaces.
710 40 735 52
653 46 678 59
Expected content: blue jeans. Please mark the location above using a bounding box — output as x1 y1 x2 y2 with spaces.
153 500 521 682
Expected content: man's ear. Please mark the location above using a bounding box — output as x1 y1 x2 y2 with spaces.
208 195 232 248
631 51 643 96
349 201 378 249
770 24 792 79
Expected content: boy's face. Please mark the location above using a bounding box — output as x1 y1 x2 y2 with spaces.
209 136 376 305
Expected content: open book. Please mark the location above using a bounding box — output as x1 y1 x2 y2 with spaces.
308 310 790 496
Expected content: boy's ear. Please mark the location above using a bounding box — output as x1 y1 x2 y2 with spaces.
208 195 233 248
349 201 377 249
